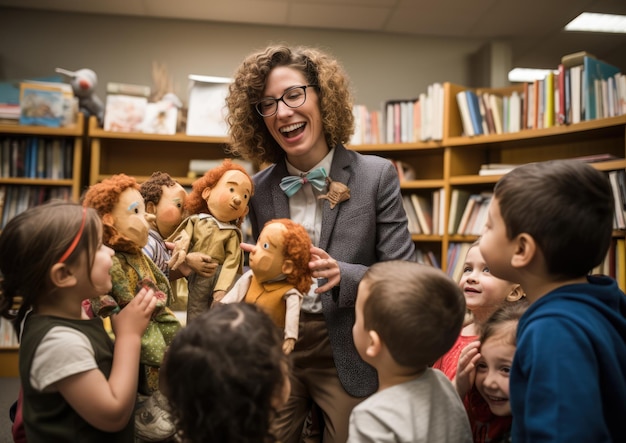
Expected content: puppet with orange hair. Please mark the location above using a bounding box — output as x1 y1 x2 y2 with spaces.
220 219 312 354
83 173 179 441
167 159 253 322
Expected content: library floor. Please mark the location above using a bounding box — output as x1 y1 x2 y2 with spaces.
1 377 19 443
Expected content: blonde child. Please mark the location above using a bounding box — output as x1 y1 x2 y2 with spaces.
348 260 471 442
432 240 524 381
0 201 156 441
456 298 529 442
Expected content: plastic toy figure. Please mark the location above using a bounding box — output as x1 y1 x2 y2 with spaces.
220 218 312 354
168 159 253 322
83 173 179 441
56 67 105 124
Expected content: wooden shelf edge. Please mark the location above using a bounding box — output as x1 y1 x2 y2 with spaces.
400 179 445 189
88 115 229 144
0 178 74 186
444 115 626 146
0 113 84 136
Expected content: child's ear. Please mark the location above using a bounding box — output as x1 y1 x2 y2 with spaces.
511 233 536 268
49 263 77 288
366 330 382 358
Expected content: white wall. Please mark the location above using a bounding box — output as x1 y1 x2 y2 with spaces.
0 8 484 109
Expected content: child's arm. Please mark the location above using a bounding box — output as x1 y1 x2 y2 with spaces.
55 288 156 432
454 340 480 398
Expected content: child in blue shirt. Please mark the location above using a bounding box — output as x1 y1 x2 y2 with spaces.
479 159 626 442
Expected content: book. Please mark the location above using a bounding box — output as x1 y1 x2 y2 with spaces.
583 56 621 121
543 71 555 128
106 82 151 97
479 163 519 176
557 64 566 125
456 91 474 137
187 158 255 178
19 82 65 127
488 94 503 134
570 65 583 124
609 171 626 229
448 189 471 234
561 51 595 69
411 194 433 235
465 90 484 136
186 75 232 137
402 195 421 234
103 94 148 132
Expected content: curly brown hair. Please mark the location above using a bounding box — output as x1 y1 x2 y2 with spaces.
140 171 177 207
83 173 142 253
226 45 355 165
186 159 254 227
267 219 312 295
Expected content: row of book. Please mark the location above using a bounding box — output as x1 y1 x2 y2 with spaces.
0 185 72 230
457 52 626 137
351 82 445 145
0 136 74 179
405 169 625 239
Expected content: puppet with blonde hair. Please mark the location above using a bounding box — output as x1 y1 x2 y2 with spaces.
220 219 312 354
83 173 179 441
168 159 253 322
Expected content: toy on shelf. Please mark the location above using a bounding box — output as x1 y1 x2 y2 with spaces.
56 67 105 125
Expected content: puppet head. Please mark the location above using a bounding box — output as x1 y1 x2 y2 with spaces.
83 173 154 254
249 219 312 294
186 159 254 227
140 171 187 239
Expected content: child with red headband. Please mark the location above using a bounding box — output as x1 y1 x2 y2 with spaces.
0 201 157 442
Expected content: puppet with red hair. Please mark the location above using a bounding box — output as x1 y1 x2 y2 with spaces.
83 173 179 441
220 218 312 354
168 159 253 322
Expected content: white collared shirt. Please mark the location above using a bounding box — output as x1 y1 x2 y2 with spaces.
284 148 335 313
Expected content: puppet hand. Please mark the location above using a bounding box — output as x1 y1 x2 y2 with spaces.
168 249 187 270
212 290 226 305
310 246 341 293
110 287 157 338
239 242 254 254
283 338 296 354
184 252 218 278
454 340 481 398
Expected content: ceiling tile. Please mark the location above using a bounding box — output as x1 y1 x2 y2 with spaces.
288 2 390 30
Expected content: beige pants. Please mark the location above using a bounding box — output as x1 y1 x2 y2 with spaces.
272 313 364 443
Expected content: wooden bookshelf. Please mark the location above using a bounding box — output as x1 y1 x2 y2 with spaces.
0 113 84 200
87 116 231 186
351 83 626 274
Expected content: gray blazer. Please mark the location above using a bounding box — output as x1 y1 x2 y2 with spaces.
248 143 416 397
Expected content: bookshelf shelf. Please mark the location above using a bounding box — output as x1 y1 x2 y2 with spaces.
0 113 85 227
87 116 231 186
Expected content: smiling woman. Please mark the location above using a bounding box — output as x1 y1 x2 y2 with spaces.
225 45 416 443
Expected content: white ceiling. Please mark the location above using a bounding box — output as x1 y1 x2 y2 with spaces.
1 0 625 71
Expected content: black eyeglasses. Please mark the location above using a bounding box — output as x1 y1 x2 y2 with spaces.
255 85 317 117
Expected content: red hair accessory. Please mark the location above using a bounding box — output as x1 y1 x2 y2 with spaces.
58 206 87 263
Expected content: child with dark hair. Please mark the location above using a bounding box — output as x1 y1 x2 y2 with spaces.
457 298 530 443
162 303 290 443
480 159 626 442
348 260 472 442
0 201 156 441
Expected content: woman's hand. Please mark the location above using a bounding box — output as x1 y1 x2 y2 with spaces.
310 246 341 293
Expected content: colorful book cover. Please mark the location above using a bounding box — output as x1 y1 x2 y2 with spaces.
465 90 484 136
583 56 621 121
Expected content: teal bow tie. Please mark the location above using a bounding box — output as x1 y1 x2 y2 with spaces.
280 167 328 197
